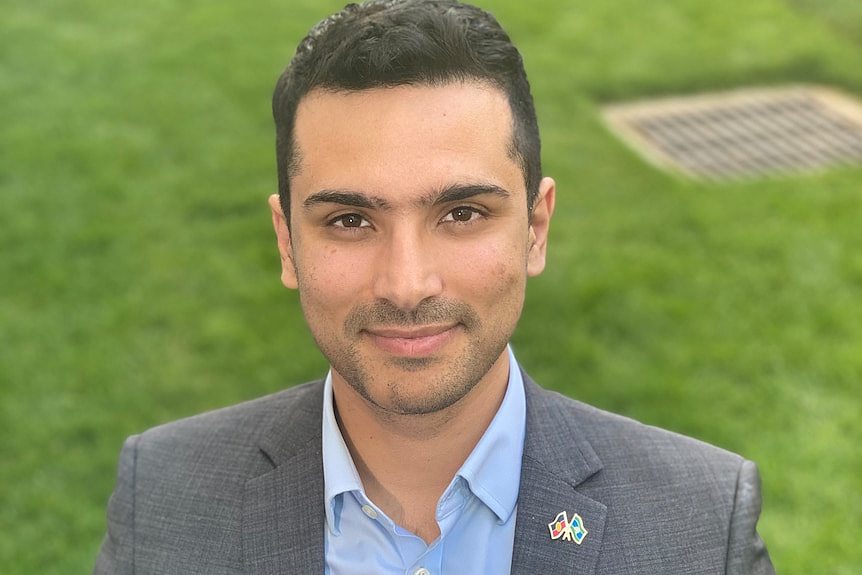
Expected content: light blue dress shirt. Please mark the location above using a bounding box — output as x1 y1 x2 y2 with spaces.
322 346 527 575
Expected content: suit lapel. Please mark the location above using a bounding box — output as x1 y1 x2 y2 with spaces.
242 382 326 575
511 376 608 575
238 376 607 574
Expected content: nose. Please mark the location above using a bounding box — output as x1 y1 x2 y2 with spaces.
372 227 444 311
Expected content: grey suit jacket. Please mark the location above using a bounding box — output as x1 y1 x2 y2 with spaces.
95 375 774 574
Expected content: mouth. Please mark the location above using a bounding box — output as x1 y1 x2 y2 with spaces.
363 324 460 357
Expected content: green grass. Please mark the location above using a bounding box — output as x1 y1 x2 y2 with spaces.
2 0 860 572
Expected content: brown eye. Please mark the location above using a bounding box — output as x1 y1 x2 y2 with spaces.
450 207 475 222
335 214 366 228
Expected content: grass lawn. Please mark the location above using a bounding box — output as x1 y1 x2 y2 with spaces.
2 0 860 572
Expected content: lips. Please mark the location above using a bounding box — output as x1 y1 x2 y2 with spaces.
364 324 459 357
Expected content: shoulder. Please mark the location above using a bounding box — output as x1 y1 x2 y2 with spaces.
130 379 324 483
522 378 774 572
523 377 746 509
139 379 323 443
527 378 743 470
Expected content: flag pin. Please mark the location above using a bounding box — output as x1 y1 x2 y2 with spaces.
548 511 588 545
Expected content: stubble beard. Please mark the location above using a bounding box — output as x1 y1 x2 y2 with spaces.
319 298 511 416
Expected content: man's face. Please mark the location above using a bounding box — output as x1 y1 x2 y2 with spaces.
270 81 554 416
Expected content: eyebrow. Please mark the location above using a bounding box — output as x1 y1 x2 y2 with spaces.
419 183 511 207
302 183 511 212
303 190 393 211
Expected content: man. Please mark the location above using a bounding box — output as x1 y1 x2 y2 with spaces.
95 1 775 573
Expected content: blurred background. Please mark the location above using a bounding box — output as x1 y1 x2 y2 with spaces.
2 0 860 572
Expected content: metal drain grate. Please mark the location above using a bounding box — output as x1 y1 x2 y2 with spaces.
602 86 862 181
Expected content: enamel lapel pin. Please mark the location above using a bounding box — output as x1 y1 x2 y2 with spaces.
548 511 588 545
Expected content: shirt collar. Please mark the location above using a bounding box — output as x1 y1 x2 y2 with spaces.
321 370 363 535
454 345 525 523
321 345 527 532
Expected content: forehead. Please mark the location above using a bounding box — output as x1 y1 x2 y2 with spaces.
290 82 524 204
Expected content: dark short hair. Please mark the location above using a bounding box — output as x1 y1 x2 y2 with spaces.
272 0 542 223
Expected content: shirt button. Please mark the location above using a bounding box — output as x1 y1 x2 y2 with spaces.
361 504 378 519
414 569 431 575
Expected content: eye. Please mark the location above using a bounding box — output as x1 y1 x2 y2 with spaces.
442 206 483 224
331 213 370 229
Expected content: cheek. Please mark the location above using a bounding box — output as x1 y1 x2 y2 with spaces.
450 238 527 302
296 246 371 315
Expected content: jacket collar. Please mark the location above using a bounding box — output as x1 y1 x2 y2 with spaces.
241 374 608 575
243 381 326 575
510 374 607 575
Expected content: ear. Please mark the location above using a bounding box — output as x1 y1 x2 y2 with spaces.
526 177 556 277
268 194 298 289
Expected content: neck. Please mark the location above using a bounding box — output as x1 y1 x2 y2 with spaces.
331 350 511 542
